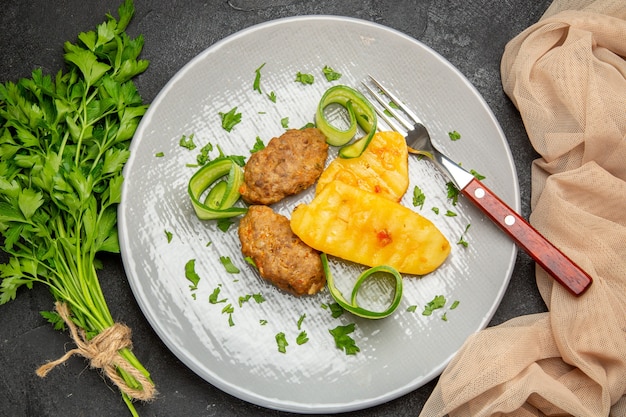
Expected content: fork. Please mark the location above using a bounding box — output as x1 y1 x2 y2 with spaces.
362 76 593 297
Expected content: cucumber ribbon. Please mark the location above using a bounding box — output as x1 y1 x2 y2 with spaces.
321 253 403 319
188 157 248 220
315 85 378 159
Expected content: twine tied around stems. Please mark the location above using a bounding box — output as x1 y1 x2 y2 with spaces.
36 302 156 402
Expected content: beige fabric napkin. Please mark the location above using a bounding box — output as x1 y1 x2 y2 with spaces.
419 1 626 416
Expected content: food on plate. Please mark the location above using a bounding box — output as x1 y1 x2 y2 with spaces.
316 131 409 202
238 205 325 296
239 128 328 205
290 181 450 276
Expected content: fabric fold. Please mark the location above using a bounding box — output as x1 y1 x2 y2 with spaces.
419 1 626 416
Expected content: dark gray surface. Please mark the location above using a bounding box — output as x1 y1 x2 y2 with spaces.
0 1 549 416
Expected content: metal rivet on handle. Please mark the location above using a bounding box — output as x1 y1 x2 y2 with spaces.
474 188 485 198
504 215 515 226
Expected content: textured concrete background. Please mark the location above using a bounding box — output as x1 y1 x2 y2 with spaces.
0 1 550 416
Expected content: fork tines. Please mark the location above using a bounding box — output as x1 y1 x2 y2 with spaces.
361 75 424 134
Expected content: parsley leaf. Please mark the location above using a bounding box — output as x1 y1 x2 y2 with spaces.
219 107 242 132
179 133 196 150
297 314 306 330
322 302 344 318
446 181 460 205
196 142 213 165
185 259 201 293
216 218 234 232
471 169 486 180
252 293 265 303
422 295 446 316
457 224 471 248
40 310 66 331
413 185 425 209
329 323 360 355
250 136 265 153
322 65 342 81
219 256 240 274
296 331 309 345
448 130 461 141
295 71 314 85
253 62 265 94
275 332 289 353
209 287 227 304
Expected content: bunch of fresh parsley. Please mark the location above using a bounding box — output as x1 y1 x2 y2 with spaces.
0 0 152 414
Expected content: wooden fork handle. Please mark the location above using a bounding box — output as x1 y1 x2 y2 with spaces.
462 178 592 296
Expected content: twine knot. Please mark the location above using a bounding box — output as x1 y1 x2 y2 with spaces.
36 302 155 402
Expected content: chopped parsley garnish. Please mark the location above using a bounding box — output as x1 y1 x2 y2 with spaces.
446 181 460 205
244 256 257 269
457 224 471 248
164 230 173 243
250 136 265 153
406 305 418 313
329 323 360 355
253 62 265 94
296 331 309 345
297 314 306 330
260 319 268 326
445 210 457 217
275 332 289 353
222 303 235 327
252 293 265 303
413 185 425 209
179 133 196 150
219 107 242 132
216 218 234 232
219 256 240 274
322 65 342 81
471 169 486 180
432 207 440 215
295 71 314 84
209 286 227 304
322 302 344 318
196 142 213 165
267 91 277 102
443 300 461 321
155 151 165 157
185 259 201 298
422 295 446 316
281 117 289 129
448 130 461 141
238 294 252 307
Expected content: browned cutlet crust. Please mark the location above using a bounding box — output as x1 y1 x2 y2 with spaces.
239 128 328 205
238 205 326 296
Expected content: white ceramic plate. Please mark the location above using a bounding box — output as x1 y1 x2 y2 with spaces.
119 16 519 414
